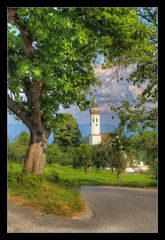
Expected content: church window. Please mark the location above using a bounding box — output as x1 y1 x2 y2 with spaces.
96 118 98 122
93 118 94 122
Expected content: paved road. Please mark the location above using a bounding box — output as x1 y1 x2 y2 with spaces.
8 186 158 233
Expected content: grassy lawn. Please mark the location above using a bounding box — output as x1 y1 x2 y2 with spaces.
8 161 157 188
8 162 85 217
45 165 157 188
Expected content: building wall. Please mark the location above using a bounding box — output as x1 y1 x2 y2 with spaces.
89 134 102 145
89 107 102 145
91 114 100 135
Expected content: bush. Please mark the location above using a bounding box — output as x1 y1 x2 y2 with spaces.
8 171 44 188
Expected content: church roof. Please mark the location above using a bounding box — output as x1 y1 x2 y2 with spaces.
90 102 100 114
100 132 117 142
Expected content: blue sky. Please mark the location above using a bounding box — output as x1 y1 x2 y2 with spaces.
8 66 146 140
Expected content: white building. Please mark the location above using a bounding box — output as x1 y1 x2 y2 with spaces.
89 103 102 145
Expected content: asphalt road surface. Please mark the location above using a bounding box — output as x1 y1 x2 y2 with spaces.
8 186 158 233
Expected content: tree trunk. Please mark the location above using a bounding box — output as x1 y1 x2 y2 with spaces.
23 131 48 175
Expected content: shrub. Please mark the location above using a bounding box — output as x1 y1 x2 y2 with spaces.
8 171 44 188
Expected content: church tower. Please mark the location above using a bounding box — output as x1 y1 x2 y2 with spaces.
89 102 102 145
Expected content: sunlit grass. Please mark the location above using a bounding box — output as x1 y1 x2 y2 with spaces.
45 165 157 188
8 161 157 190
8 162 84 217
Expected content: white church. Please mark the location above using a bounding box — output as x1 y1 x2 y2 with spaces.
88 102 115 145
89 102 102 145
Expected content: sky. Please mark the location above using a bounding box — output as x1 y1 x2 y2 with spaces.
8 65 146 131
56 66 146 127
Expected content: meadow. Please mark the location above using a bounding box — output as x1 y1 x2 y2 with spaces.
8 161 157 188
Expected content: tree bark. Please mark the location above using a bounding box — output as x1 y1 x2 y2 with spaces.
8 8 52 175
23 130 48 175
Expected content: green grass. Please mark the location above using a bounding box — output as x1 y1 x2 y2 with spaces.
8 162 84 217
8 161 157 217
45 165 157 188
8 161 157 188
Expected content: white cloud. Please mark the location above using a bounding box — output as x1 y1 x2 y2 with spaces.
8 66 147 125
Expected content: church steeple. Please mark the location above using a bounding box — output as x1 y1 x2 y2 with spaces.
89 100 102 145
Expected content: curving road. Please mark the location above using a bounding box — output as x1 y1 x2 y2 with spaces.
8 186 158 233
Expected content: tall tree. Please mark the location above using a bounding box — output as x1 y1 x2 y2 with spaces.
53 113 81 147
8 7 150 174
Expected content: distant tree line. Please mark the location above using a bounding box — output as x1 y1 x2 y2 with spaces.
8 127 157 180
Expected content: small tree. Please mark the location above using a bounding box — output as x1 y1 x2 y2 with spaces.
109 135 128 181
72 147 82 169
76 144 92 173
92 144 108 171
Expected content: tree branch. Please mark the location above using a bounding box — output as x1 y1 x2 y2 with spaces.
8 95 32 129
146 8 158 27
30 81 43 125
7 8 17 24
7 8 35 59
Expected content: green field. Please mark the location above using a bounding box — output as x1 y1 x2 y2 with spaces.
8 161 157 188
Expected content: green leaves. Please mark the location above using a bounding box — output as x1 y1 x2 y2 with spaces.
8 7 156 133
113 8 157 134
52 113 81 147
32 68 41 78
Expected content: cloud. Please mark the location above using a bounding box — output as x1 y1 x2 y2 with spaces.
58 66 147 124
8 66 147 126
